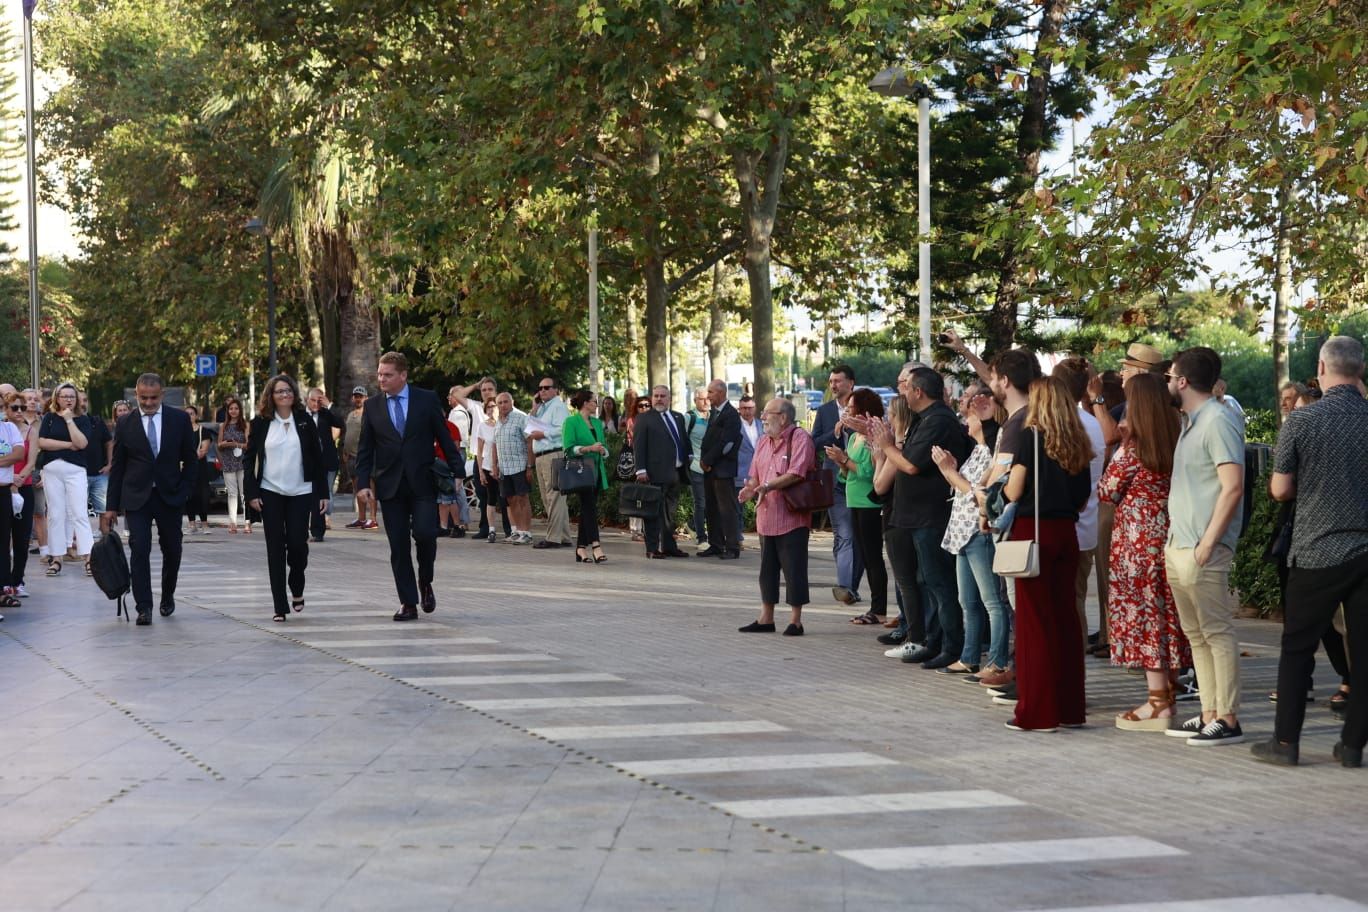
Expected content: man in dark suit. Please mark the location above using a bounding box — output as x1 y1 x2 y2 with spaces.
632 384 691 559
354 351 460 621
104 372 199 626
811 364 865 605
305 387 343 542
699 379 742 559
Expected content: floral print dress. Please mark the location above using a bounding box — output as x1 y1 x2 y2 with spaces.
1097 444 1192 670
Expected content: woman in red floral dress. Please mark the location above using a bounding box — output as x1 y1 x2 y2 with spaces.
1099 373 1191 731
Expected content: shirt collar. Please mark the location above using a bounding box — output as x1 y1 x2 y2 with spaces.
389 385 409 401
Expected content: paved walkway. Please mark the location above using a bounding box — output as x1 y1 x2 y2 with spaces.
1 513 1364 911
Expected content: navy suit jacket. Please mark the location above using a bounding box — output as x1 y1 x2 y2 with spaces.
700 400 741 479
107 407 198 511
353 386 460 501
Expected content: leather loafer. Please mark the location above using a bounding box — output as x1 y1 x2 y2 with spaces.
738 621 776 633
532 540 561 549
648 551 668 559
782 623 804 636
393 604 419 622
420 583 436 613
135 608 152 626
159 601 175 617
663 550 690 558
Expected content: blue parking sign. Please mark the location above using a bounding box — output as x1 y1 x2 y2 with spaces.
194 354 217 377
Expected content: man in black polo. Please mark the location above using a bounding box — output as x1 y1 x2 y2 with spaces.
1252 335 1368 768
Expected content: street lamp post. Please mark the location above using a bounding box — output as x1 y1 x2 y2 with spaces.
244 218 278 377
869 66 932 359
588 182 600 394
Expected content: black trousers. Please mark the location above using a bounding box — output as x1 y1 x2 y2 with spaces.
10 484 33 587
704 473 739 553
127 489 183 611
643 481 681 553
185 469 210 522
0 484 11 588
576 486 601 547
1277 560 1350 684
310 470 336 540
379 478 439 606
884 526 938 649
1277 553 1368 749
851 506 888 615
759 527 810 607
261 489 312 615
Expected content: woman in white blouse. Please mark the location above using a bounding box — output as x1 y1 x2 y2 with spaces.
243 374 328 621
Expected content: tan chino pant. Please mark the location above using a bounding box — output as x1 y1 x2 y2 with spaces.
535 451 573 544
1165 544 1241 716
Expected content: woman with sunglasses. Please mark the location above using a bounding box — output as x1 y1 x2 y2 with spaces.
0 393 28 609
6 393 38 598
36 383 95 577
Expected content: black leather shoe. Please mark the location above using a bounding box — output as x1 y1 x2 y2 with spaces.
698 547 723 558
393 604 419 622
877 631 906 646
1334 741 1363 768
648 551 668 559
159 601 175 617
532 540 562 549
450 527 466 538
782 623 804 636
921 652 957 670
420 583 436 613
135 607 152 626
901 646 937 664
719 551 738 560
738 621 776 633
1250 737 1299 766
663 550 690 558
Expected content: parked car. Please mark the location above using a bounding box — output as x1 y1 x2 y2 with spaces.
804 390 825 413
200 422 228 507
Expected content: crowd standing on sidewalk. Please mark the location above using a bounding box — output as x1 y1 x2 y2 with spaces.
3 336 1365 770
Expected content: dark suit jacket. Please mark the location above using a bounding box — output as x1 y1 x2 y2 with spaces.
700 400 741 479
810 398 843 452
107 407 198 511
353 385 460 501
307 408 342 472
242 412 329 502
632 407 691 486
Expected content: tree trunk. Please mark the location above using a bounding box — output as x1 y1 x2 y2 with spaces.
643 220 669 391
705 262 726 382
986 0 1069 357
302 285 327 390
734 128 789 405
1272 179 1293 423
625 294 641 391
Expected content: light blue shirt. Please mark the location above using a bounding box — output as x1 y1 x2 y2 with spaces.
387 384 410 434
1167 397 1245 552
531 395 569 454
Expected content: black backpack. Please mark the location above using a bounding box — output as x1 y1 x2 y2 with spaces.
89 530 132 621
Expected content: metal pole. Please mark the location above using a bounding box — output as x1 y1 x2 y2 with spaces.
23 14 40 388
917 93 931 359
587 183 599 394
265 236 278 376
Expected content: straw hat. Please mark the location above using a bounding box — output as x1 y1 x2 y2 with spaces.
1121 342 1164 371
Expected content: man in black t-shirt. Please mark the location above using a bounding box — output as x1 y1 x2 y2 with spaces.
84 411 114 515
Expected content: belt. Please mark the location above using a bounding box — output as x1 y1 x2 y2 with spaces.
535 449 559 458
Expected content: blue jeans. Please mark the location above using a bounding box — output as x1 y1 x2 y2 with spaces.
912 525 963 659
827 481 865 594
689 469 707 543
87 473 109 514
958 533 1011 668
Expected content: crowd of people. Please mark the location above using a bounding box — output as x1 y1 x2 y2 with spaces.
2 336 1363 769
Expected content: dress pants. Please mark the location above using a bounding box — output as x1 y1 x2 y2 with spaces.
261 489 312 615
535 452 573 543
704 473 739 553
1276 553 1368 749
310 470 337 539
1011 518 1086 729
126 488 183 611
643 481 681 553
10 485 33 587
379 477 439 606
576 486 600 547
850 506 887 615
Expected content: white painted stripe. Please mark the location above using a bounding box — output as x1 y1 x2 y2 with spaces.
531 720 786 740
716 790 1024 818
301 637 498 648
461 695 699 711
1007 896 1368 912
403 673 622 686
614 752 897 776
837 836 1184 871
350 654 557 665
283 623 449 632
275 610 431 618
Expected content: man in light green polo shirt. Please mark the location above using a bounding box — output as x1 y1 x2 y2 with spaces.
1165 346 1246 746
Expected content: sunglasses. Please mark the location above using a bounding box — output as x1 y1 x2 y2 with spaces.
538 385 555 391
8 405 23 411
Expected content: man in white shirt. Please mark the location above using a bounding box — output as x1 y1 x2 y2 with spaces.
528 377 572 549
734 396 760 547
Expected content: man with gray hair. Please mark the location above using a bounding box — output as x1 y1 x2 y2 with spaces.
633 385 692 558
1254 335 1368 768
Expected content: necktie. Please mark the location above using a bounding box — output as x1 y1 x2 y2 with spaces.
390 395 406 435
145 414 159 457
662 411 684 462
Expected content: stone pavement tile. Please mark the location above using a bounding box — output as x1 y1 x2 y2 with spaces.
51 891 209 912
325 847 491 909
449 847 609 912
0 843 141 912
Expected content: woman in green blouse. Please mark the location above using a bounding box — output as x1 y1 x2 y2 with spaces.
562 388 610 563
825 388 888 624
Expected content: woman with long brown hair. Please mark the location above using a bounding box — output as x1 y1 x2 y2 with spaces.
1102 372 1191 730
218 395 250 533
1002 376 1094 732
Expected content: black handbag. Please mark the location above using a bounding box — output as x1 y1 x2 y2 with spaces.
618 482 663 518
431 459 457 496
553 455 596 493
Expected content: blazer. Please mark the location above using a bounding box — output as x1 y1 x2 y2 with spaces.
632 407 691 486
242 412 329 502
810 398 843 452
307 407 342 472
700 399 741 479
736 420 759 484
107 407 199 511
353 385 460 501
562 412 609 491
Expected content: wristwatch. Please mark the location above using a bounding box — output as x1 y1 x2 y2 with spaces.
1091 397 1106 406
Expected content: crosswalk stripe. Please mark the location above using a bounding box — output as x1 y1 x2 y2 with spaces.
349 654 556 665
716 790 1024 818
613 752 897 776
837 836 1184 871
300 637 497 648
1006 897 1368 912
282 623 446 632
402 673 622 686
461 695 699 711
529 721 786 740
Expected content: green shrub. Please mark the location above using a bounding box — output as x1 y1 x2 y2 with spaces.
1242 409 1278 445
1230 462 1282 617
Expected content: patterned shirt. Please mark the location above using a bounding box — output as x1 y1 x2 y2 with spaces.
941 443 993 555
1273 384 1368 569
493 409 530 474
749 424 816 537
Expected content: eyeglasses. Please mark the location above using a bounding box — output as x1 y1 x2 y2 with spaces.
538 385 554 391
273 389 294 397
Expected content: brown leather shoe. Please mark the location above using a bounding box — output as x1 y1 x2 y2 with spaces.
420 583 436 613
978 667 1016 688
393 604 419 622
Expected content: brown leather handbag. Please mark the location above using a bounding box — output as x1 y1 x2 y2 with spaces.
779 432 834 513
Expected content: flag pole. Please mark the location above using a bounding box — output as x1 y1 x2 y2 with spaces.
22 3 40 389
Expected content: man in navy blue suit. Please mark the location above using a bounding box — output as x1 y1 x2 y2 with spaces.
811 365 865 608
105 373 199 626
354 352 460 621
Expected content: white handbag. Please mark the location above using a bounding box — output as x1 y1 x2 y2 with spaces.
992 427 1040 579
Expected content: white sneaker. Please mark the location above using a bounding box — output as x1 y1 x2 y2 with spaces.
508 532 526 545
15 584 28 598
884 641 923 659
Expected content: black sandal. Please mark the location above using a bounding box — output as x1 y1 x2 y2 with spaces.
591 544 606 564
273 613 287 622
291 598 305 613
1331 688 1350 712
45 558 61 577
0 594 18 608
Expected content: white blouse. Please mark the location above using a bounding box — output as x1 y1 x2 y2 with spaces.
260 414 312 497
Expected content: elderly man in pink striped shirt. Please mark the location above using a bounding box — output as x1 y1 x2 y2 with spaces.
737 398 817 636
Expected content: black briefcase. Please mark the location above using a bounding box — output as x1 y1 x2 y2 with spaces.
617 482 663 518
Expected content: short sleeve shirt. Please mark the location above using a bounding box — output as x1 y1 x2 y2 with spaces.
1273 385 1368 568
494 410 530 474
750 424 815 537
1167 397 1245 551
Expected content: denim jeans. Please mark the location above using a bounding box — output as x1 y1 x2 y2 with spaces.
958 533 1011 668
87 472 109 514
827 483 865 594
689 469 707 543
912 525 963 659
